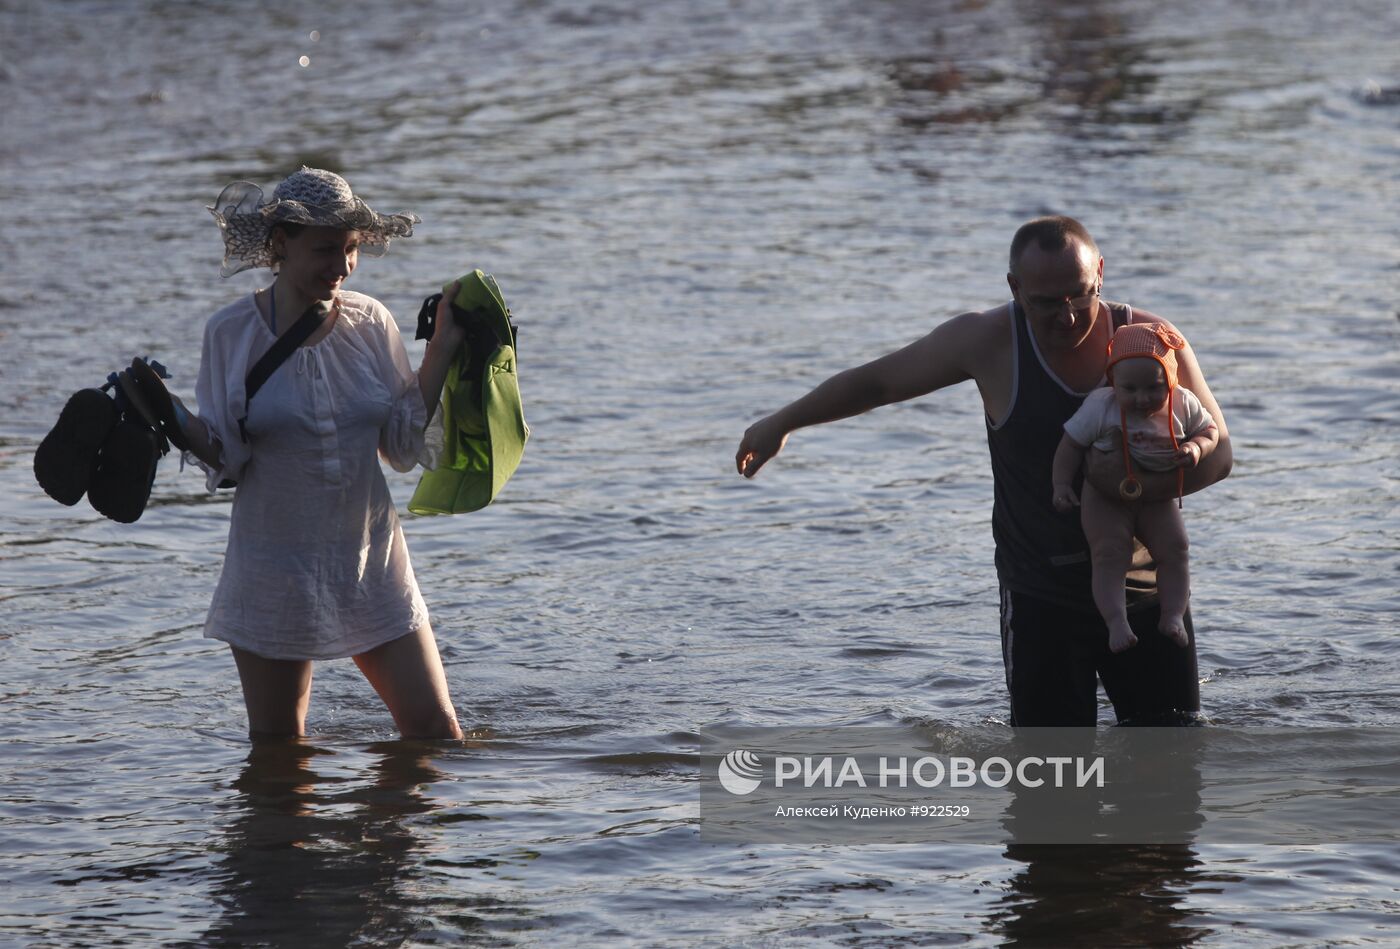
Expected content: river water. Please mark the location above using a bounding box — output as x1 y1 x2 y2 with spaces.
2 0 1397 945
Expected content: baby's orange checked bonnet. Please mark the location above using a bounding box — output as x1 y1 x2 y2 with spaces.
1106 322 1187 389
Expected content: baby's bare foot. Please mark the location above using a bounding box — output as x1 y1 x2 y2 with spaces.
1108 620 1138 653
1159 615 1189 647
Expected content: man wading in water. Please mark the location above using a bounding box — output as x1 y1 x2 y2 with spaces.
735 217 1231 726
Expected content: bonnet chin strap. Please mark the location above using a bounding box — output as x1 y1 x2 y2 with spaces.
1116 401 1141 502
1116 385 1184 508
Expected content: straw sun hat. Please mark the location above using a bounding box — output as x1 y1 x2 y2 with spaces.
208 166 419 277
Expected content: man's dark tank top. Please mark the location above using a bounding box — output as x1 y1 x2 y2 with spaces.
984 301 1157 611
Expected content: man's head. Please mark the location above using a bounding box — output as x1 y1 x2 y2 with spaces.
1006 216 1105 351
1007 216 1100 277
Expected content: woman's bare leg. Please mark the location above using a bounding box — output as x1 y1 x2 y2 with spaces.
1136 500 1191 646
1080 481 1140 653
353 625 463 739
231 647 314 739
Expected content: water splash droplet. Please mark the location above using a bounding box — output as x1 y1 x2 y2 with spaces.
299 55 311 68
309 30 321 42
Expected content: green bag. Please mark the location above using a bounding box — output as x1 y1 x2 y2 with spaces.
409 270 528 515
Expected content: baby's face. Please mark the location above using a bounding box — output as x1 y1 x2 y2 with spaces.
1111 358 1170 415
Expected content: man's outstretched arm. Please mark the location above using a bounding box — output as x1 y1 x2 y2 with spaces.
736 310 991 478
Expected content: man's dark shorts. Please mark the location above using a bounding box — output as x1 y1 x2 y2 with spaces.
999 585 1201 726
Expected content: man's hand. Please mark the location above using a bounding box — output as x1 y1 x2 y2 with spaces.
736 415 790 478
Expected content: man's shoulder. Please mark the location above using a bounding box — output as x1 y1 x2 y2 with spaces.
940 302 1013 345
963 301 1014 327
940 303 1014 377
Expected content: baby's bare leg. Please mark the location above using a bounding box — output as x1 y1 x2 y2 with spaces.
1136 500 1191 646
1080 482 1139 653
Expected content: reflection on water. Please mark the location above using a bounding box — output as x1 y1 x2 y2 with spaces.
881 0 1194 134
996 843 1214 948
995 729 1210 946
206 741 429 945
203 740 516 946
1017 0 1176 125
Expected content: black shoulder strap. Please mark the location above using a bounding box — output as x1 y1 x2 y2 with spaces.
238 302 329 443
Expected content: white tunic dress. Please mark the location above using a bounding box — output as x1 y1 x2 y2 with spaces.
193 290 439 660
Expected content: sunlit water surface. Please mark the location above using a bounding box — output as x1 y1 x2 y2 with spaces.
2 0 1397 945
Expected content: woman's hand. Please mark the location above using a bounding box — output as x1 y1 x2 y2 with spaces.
418 281 467 422
430 281 468 354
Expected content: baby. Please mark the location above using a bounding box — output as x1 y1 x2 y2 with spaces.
1052 323 1219 652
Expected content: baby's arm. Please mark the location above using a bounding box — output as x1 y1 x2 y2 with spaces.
1175 422 1219 469
1052 433 1087 511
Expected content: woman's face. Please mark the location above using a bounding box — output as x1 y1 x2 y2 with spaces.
274 225 360 301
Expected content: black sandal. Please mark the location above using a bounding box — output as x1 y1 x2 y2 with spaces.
33 388 120 506
87 418 165 524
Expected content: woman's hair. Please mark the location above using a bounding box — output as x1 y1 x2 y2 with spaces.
268 222 305 266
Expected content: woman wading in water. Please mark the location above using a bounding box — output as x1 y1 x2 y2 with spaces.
151 167 465 740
